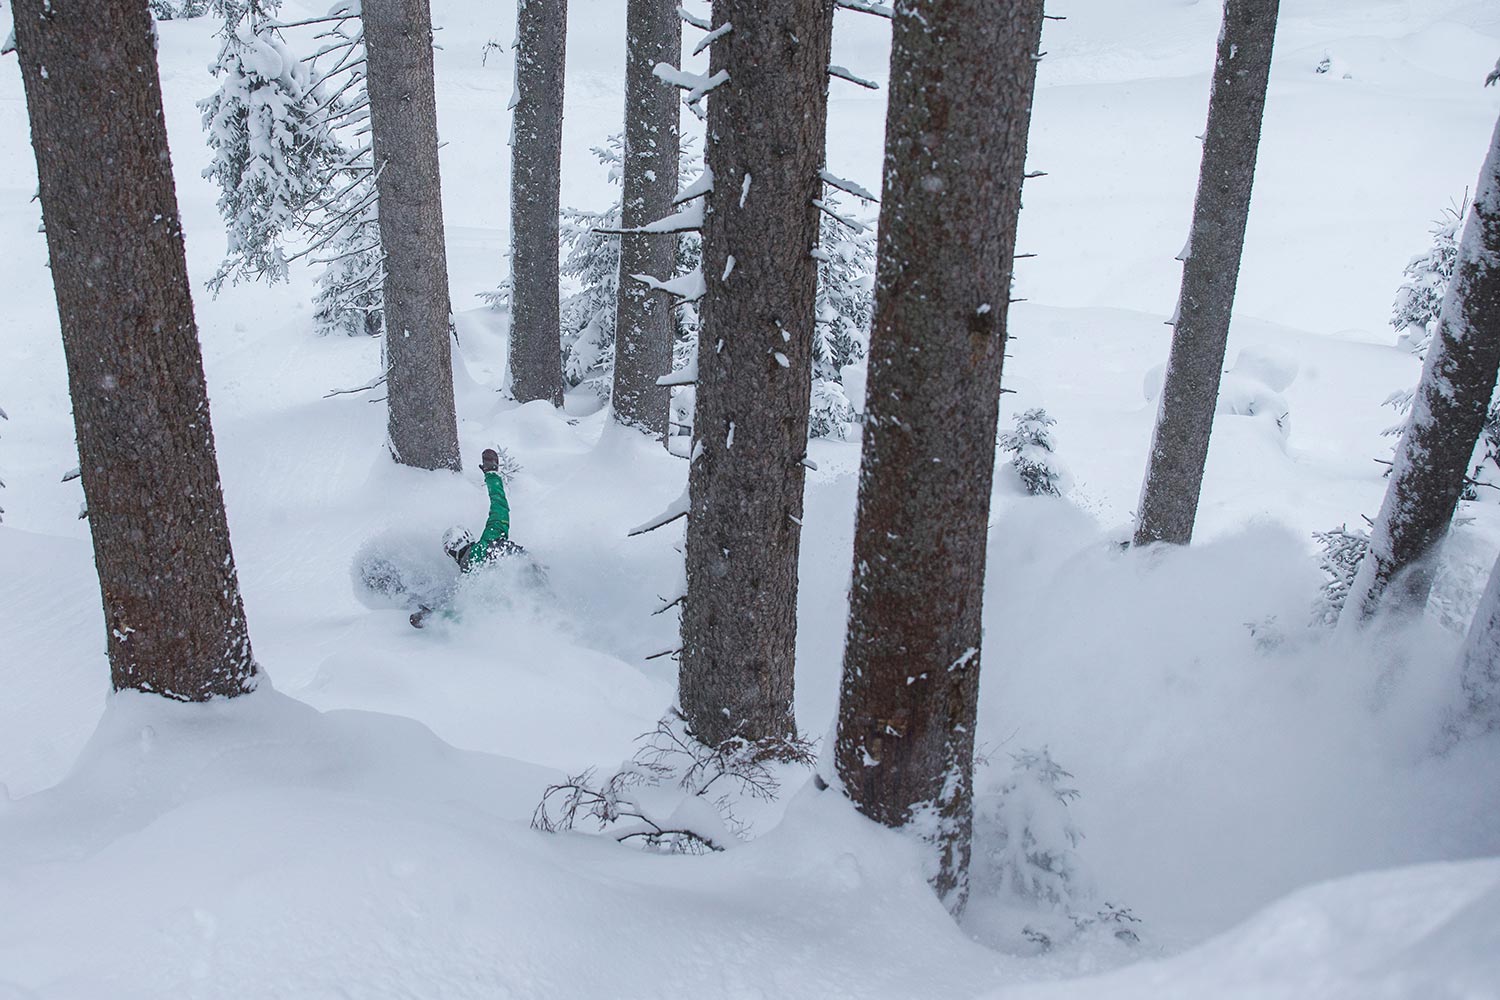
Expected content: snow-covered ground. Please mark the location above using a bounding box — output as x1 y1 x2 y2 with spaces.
2 1 1499 996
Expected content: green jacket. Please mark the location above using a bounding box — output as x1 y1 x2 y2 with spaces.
463 471 510 571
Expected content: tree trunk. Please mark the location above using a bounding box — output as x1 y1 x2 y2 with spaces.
1455 548 1500 738
677 0 833 748
1343 111 1500 624
13 0 257 700
832 0 1045 918
364 0 462 471
1133 0 1279 546
610 0 681 438
508 0 567 406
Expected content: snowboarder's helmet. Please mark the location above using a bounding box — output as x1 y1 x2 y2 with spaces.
442 526 474 565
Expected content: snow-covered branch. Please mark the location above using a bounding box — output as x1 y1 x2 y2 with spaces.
595 200 704 236
813 198 870 232
628 487 691 536
818 168 877 202
834 0 893 17
632 267 706 303
829 64 878 90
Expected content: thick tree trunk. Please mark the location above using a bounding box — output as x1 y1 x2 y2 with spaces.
1134 0 1279 546
610 0 681 437
677 0 833 748
364 0 461 471
13 0 257 700
1343 111 1500 624
508 0 567 406
832 0 1045 918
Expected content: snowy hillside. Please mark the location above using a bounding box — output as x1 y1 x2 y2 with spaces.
2 0 1499 996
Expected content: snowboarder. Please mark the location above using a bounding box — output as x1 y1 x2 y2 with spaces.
441 448 514 572
410 448 518 628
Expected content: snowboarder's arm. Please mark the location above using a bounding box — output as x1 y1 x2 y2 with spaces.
477 471 510 548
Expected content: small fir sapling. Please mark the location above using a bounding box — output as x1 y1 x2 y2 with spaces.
999 408 1066 496
969 747 1138 952
980 748 1086 907
1312 524 1370 626
485 445 523 484
1391 195 1467 358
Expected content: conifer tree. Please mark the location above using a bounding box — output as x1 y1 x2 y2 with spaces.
674 0 836 749
199 1 383 337
833 0 1045 914
1134 0 1279 546
364 0 462 471
611 0 682 436
13 0 257 699
508 0 569 405
1343 109 1500 624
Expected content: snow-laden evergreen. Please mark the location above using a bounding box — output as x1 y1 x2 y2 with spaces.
199 1 383 336
1391 196 1467 358
999 408 1066 497
1382 195 1500 493
527 144 871 441
552 139 702 400
1312 524 1369 626
150 0 210 17
809 190 875 439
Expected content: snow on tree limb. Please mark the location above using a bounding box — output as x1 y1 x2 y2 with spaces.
673 164 714 205
829 64 879 89
835 0 892 16
632 267 706 303
658 355 698 387
654 64 730 107
813 198 869 232
629 487 692 536
692 21 732 56
595 200 704 235
676 4 711 30
818 168 877 202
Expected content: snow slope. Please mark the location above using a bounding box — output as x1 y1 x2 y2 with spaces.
2 0 1500 996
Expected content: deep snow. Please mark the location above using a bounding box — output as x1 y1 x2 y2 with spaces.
2 0 1500 996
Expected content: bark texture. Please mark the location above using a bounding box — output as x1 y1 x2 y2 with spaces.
678 0 833 748
509 0 567 405
13 0 257 699
611 0 682 437
1343 111 1500 624
1134 0 1279 546
832 0 1045 918
364 0 461 471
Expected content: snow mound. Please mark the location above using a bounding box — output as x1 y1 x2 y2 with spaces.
1226 346 1299 393
984 859 1500 999
0 690 1015 1000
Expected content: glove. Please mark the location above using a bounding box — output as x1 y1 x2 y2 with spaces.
480 448 500 474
